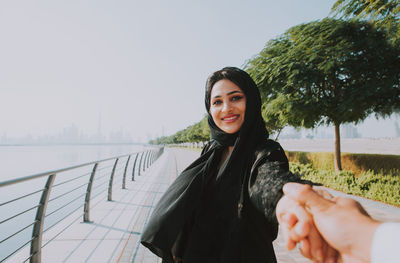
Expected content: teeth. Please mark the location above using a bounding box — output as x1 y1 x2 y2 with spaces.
223 116 238 121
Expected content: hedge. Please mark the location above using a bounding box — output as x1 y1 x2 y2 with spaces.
290 162 400 206
286 151 400 176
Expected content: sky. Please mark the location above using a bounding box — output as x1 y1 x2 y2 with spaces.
1 0 398 142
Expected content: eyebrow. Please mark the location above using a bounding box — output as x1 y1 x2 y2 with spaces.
212 90 243 99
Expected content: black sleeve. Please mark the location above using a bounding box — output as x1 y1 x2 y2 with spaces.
248 145 301 223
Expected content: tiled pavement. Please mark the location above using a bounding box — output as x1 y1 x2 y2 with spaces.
9 147 400 262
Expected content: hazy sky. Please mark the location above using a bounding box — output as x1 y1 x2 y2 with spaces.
1 0 397 141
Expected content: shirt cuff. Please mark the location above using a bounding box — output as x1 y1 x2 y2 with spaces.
371 222 400 263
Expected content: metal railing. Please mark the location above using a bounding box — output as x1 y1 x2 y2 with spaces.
0 146 164 263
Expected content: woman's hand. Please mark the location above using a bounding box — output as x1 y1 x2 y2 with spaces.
276 190 338 263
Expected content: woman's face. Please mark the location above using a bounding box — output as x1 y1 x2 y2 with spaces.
209 79 246 134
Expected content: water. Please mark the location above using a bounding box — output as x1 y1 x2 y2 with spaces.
0 144 144 182
0 144 145 261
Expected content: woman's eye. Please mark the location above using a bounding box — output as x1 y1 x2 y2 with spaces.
212 100 222 105
232 96 243 101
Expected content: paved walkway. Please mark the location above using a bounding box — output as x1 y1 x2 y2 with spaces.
9 148 400 263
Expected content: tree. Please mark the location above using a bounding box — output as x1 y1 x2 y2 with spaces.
331 0 400 44
245 18 400 172
149 116 210 145
185 117 210 142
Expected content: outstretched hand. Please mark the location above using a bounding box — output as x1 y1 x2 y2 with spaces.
277 183 380 263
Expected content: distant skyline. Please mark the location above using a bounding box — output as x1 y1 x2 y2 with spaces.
0 113 398 144
279 114 400 140
1 0 397 141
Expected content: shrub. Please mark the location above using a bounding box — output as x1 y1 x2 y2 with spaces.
286 151 400 175
290 162 400 206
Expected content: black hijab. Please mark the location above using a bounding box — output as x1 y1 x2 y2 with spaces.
204 67 268 177
141 67 269 262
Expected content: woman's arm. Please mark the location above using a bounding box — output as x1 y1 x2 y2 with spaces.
248 144 299 223
248 142 337 262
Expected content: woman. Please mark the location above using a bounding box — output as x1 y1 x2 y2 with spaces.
141 67 313 262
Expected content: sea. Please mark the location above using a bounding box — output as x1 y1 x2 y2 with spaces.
0 144 145 261
0 144 144 182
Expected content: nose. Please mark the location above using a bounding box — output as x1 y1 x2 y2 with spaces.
222 101 232 113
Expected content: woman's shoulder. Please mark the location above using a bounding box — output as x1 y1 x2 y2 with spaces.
254 138 286 161
256 138 281 150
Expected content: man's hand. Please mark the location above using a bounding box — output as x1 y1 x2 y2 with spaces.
276 188 338 262
278 183 381 263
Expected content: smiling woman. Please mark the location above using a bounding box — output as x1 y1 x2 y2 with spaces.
209 79 246 134
140 67 331 263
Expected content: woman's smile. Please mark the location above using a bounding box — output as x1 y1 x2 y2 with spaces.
209 79 246 134
221 114 240 123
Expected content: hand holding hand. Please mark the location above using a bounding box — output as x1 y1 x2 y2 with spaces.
278 183 381 263
276 189 338 262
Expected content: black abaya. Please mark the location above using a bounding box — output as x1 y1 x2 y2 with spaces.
141 67 303 263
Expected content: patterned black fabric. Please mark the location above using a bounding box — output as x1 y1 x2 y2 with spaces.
141 67 301 263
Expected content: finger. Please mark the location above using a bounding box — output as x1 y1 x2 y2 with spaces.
321 238 328 262
286 238 297 251
299 238 312 260
283 183 334 214
286 206 312 241
276 195 311 240
279 219 298 251
307 224 324 262
325 245 338 263
313 187 334 200
321 239 337 263
334 196 358 206
276 195 292 223
281 212 298 228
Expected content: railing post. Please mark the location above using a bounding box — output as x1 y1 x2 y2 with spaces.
131 153 139 181
138 151 144 176
149 150 153 167
108 158 119 201
30 173 56 263
148 151 153 167
144 150 149 170
145 150 150 170
122 155 131 189
84 163 98 223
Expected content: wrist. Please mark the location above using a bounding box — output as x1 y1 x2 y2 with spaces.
352 217 381 262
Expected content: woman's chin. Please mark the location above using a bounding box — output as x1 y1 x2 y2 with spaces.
221 127 240 134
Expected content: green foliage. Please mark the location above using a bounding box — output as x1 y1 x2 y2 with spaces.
286 151 400 175
287 151 334 171
149 116 210 145
331 0 400 45
342 153 400 175
290 162 400 206
246 18 400 127
246 18 400 170
332 0 400 21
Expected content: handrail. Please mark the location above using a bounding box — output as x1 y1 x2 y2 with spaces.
0 146 164 263
0 152 136 188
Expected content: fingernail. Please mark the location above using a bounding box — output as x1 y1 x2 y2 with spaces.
327 257 336 263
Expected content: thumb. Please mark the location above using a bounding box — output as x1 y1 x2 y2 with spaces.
282 183 334 214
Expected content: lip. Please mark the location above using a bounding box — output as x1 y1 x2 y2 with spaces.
222 114 240 123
